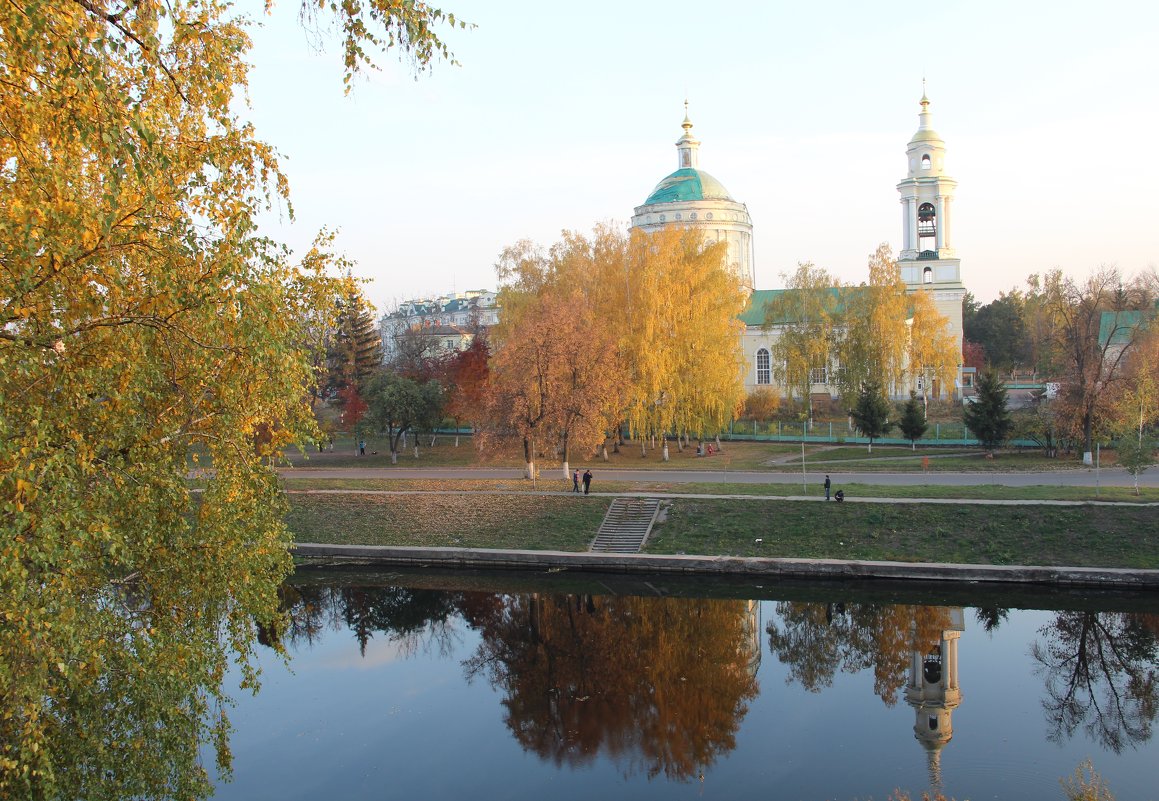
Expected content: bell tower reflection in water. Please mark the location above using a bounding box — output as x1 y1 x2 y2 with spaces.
905 607 965 787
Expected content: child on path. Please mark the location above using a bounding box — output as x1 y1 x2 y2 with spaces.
572 469 580 493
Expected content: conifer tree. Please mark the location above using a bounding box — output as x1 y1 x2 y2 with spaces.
964 370 1014 455
850 378 892 453
328 291 383 398
897 392 928 450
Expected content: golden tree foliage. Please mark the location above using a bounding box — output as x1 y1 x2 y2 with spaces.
907 288 961 411
0 0 461 796
485 224 747 465
765 262 841 416
839 244 912 398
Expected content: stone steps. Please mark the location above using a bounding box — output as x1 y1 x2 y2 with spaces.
590 498 661 553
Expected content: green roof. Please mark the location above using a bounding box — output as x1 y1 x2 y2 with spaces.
739 287 868 326
1098 309 1151 347
643 168 734 205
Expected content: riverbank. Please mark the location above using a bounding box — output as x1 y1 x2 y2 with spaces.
286 489 1159 570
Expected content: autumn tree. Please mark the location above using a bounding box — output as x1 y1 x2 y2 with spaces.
764 263 841 422
0 0 465 795
1043 268 1156 463
442 334 491 434
908 288 961 412
837 245 911 401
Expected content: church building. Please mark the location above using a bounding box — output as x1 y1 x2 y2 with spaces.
630 93 967 400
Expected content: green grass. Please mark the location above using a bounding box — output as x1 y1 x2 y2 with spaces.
286 491 1159 569
646 500 1159 568
286 491 609 550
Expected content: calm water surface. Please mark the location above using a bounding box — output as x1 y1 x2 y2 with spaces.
211 569 1159 800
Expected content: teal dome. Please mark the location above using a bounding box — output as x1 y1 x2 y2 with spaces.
643 168 734 205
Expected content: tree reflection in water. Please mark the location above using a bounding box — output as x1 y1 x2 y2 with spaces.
1032 611 1159 753
766 602 953 705
461 594 761 780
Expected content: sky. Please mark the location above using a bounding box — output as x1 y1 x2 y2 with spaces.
244 0 1159 313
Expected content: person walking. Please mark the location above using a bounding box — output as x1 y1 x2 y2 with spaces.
824 474 831 501
572 469 581 493
582 469 592 495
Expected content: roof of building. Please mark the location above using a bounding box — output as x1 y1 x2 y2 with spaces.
1098 309 1150 347
643 167 734 205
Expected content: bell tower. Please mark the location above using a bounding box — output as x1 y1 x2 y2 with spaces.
905 608 965 792
897 87 966 391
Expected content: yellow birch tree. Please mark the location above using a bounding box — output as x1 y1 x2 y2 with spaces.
907 288 961 414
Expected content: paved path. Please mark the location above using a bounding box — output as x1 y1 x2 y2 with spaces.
278 465 1159 488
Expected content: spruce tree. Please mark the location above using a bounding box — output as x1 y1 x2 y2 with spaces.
898 392 928 450
850 378 892 453
964 370 1014 455
328 292 383 398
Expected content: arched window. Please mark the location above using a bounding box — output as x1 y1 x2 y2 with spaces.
923 266 933 284
756 349 771 385
921 154 931 170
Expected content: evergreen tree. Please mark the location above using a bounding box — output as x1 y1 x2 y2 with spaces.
328 291 382 398
897 392 928 449
964 370 1014 455
849 378 892 453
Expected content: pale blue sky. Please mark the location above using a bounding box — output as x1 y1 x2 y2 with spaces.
246 0 1159 311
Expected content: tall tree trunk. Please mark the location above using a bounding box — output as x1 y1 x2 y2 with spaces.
662 441 669 462
562 431 570 479
523 437 536 480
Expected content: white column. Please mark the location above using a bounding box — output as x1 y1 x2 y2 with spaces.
907 198 919 253
901 200 911 252
943 196 953 249
936 196 946 250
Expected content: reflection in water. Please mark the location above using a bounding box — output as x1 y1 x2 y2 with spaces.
1032 611 1159 753
766 602 955 705
462 594 761 780
271 586 763 781
905 608 965 791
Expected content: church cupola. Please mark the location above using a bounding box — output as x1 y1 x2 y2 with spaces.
676 101 701 170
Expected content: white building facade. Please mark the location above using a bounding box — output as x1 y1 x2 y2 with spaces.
379 290 499 362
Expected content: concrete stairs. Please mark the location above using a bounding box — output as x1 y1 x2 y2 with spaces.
590 498 661 553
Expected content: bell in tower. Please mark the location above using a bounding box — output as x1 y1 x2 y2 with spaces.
905 607 965 793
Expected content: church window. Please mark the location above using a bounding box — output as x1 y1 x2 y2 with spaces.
659 214 666 222
809 366 827 385
706 212 713 221
921 154 931 170
756 349 771 385
689 212 697 221
675 213 682 221
923 266 933 284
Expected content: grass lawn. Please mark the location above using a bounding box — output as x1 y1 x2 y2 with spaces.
645 499 1159 569
286 491 1159 569
286 491 608 550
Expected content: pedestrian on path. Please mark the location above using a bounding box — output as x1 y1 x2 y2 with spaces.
359 439 366 456
824 475 831 501
582 469 592 495
572 469 580 493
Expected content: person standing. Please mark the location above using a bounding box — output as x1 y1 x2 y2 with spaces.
824 474 831 501
582 469 592 495
359 439 366 456
572 469 580 493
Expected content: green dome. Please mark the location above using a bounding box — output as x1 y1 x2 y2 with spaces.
643 168 734 205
